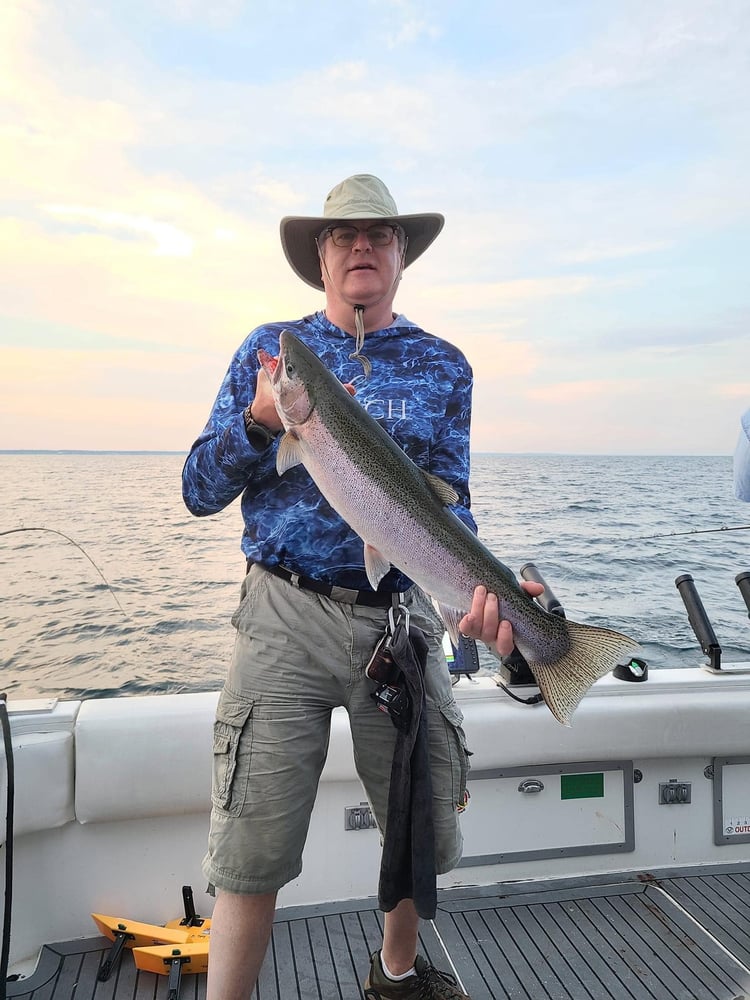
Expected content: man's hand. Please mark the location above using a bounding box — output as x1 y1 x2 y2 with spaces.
458 582 544 657
249 366 284 433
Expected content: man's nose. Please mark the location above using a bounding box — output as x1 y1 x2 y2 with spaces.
352 230 374 250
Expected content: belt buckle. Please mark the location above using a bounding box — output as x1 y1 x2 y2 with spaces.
330 584 361 604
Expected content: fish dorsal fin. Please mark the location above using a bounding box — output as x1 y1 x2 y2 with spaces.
422 471 460 506
276 432 304 475
364 543 391 592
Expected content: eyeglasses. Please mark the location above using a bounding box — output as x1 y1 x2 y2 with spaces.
322 224 401 248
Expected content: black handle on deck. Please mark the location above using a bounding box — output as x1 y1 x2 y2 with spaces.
675 573 721 670
180 884 203 926
736 572 750 619
520 562 566 618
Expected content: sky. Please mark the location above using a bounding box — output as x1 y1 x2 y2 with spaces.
1 0 748 455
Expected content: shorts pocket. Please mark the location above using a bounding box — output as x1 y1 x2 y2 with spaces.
438 699 472 811
230 566 268 635
212 688 254 816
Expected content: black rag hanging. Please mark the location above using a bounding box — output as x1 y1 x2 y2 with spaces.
377 621 437 920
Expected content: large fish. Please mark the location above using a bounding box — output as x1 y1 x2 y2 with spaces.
258 331 639 725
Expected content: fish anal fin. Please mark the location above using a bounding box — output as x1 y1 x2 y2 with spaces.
436 603 467 648
364 544 391 591
276 432 303 475
422 471 460 506
529 620 641 726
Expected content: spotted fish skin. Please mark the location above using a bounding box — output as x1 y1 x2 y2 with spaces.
260 331 639 725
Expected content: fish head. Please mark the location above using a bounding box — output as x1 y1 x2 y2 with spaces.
258 331 319 428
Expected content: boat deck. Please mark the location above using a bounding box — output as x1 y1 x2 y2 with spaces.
8 865 750 999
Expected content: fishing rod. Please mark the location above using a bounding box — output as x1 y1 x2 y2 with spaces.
629 523 750 542
0 695 13 1000
0 527 127 618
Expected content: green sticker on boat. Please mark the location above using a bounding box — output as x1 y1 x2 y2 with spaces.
561 772 604 799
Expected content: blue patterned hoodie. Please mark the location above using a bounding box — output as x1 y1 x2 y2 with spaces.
182 310 476 592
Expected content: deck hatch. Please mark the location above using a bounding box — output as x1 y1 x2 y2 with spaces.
458 759 634 866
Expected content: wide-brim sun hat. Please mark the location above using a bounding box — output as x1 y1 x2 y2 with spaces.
280 174 445 291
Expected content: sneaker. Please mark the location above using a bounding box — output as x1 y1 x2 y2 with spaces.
363 950 471 999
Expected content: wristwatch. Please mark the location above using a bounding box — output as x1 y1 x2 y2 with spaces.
243 406 277 449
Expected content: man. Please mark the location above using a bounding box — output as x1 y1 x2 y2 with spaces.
182 174 540 1000
734 406 750 501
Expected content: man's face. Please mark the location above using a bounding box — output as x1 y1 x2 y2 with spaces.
318 221 404 308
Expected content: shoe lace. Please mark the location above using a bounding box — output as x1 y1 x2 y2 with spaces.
416 963 466 999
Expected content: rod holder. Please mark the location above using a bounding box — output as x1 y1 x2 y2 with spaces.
675 573 721 670
500 562 564 687
736 571 750 619
520 562 566 618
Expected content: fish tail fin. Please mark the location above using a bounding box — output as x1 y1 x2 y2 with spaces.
531 621 640 727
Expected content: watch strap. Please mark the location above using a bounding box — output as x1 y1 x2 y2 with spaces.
243 406 276 448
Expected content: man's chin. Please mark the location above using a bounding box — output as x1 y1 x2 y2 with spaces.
343 272 386 297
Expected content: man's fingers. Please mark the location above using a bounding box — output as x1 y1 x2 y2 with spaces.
458 582 542 657
458 581 545 656
458 585 487 637
493 619 514 657
459 586 504 645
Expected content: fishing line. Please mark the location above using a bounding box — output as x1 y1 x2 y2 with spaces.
627 523 750 542
0 527 128 618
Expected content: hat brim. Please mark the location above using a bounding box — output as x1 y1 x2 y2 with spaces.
280 212 445 291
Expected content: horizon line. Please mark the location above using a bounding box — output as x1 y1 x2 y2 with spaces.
0 449 732 458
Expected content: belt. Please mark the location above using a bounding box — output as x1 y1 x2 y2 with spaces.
247 560 407 609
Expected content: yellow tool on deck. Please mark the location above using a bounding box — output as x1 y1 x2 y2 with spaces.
92 884 210 988
133 941 209 999
164 885 211 935
92 913 193 982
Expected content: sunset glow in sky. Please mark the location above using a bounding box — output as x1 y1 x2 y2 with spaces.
2 0 748 454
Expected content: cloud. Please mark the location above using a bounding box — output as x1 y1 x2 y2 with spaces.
558 241 674 264
2 0 749 455
514 0 748 100
526 379 629 403
377 0 442 48
0 344 231 449
461 338 538 380
718 384 750 400
150 0 247 28
425 275 596 312
43 205 195 257
0 210 313 356
594 313 750 352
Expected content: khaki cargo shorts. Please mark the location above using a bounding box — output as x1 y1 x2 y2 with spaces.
202 564 471 895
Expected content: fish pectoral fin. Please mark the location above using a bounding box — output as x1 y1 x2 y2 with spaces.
436 604 466 648
276 432 304 475
529 620 641 727
364 544 391 591
421 471 460 506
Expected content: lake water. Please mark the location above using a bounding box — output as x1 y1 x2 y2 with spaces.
1 452 748 701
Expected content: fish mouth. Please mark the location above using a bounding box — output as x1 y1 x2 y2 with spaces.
257 347 280 383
